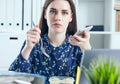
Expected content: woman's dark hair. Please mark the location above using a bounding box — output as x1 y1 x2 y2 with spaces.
39 0 77 35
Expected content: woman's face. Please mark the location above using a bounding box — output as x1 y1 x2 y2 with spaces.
45 0 73 34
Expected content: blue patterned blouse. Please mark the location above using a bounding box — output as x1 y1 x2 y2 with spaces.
9 34 83 83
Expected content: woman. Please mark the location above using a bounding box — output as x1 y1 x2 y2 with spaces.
9 0 91 83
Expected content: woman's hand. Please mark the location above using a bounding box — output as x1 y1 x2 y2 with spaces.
21 25 41 60
26 25 41 49
69 30 91 51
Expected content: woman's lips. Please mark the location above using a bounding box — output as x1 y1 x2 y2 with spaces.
53 23 62 28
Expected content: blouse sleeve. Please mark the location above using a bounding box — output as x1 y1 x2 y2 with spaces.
76 47 83 66
9 41 34 73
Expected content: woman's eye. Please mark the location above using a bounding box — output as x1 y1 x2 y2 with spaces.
50 10 56 14
62 11 68 15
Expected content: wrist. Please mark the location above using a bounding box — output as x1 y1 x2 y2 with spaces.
21 45 33 60
80 42 92 51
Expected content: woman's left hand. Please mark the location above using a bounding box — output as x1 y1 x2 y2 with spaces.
69 30 91 50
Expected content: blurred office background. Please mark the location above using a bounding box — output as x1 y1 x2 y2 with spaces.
0 0 120 70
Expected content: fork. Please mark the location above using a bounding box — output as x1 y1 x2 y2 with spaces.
40 39 50 58
32 21 50 58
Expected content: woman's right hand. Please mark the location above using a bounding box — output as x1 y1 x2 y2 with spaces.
26 25 41 49
21 25 41 60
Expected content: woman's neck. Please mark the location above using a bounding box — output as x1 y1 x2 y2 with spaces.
48 33 66 47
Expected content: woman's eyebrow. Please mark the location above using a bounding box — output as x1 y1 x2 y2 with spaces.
50 8 56 11
50 8 69 12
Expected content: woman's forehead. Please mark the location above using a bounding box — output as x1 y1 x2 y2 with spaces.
47 0 71 11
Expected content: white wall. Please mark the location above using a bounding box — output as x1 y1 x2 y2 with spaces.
0 32 26 71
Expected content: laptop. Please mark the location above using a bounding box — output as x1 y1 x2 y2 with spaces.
79 49 120 84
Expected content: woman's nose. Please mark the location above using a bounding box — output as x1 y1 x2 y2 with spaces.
54 13 62 21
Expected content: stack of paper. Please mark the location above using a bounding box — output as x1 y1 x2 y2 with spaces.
0 71 46 84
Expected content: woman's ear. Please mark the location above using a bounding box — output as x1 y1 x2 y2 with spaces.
44 10 47 19
69 13 73 22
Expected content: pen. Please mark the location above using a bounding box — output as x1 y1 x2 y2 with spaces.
75 66 81 84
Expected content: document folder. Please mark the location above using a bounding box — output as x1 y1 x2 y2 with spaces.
0 0 7 32
23 0 32 31
14 0 22 31
7 0 14 32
